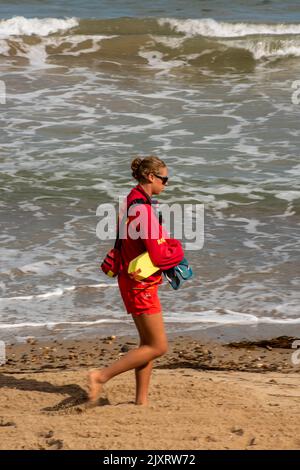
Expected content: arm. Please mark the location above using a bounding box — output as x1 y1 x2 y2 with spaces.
140 205 184 270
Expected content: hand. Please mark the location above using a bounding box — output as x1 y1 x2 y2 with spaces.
128 268 141 281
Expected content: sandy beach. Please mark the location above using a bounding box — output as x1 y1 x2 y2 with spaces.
1 0 300 455
1 334 300 450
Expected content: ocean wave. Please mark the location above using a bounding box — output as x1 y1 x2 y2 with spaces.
1 16 300 69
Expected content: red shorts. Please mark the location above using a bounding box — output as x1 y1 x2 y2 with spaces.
118 273 162 316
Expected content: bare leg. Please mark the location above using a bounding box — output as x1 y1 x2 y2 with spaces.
133 315 154 406
134 360 153 405
88 312 167 404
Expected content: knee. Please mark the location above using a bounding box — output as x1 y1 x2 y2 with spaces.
152 341 168 358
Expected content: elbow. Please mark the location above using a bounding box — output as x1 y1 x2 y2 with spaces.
148 251 161 267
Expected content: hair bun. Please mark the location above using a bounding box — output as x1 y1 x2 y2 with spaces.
131 157 142 179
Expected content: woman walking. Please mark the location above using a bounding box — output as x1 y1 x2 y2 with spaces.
88 156 184 405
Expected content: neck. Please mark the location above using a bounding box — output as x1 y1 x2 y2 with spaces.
138 183 153 198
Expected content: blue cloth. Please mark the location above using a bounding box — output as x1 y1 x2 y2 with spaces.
163 257 193 290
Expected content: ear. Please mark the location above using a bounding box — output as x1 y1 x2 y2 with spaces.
147 172 155 183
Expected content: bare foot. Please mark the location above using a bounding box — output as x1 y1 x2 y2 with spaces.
87 369 105 404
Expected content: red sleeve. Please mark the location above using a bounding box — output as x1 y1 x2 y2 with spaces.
128 204 184 270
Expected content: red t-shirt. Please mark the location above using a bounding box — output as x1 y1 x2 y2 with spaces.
118 184 184 287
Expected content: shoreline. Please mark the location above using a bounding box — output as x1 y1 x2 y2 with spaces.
1 318 300 347
2 332 300 375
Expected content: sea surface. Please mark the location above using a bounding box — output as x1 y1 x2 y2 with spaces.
0 0 300 342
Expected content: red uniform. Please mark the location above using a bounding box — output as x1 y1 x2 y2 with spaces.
117 184 184 316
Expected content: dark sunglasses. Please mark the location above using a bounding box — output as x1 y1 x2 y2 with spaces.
154 173 169 185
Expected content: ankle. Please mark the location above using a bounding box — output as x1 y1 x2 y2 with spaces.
135 400 148 406
90 369 107 384
135 395 148 406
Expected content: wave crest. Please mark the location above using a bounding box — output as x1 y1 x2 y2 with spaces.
0 16 78 38
159 17 300 38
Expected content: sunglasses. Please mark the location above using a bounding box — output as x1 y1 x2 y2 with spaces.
154 173 169 185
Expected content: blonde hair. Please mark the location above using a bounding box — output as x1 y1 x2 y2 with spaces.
131 155 166 183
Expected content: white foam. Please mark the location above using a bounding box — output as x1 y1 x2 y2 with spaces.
0 38 10 55
0 33 116 67
182 23 300 60
228 217 262 235
0 283 116 302
225 309 300 324
46 34 116 56
229 83 253 94
139 49 185 74
231 38 300 60
159 18 300 38
2 310 300 333
17 260 56 276
285 164 300 176
243 240 262 250
275 303 300 316
275 190 300 202
151 35 186 49
25 43 51 68
0 16 78 38
0 318 125 330
0 281 6 294
165 309 300 325
201 184 253 196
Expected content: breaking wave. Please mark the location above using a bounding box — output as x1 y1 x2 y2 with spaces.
1 16 300 70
